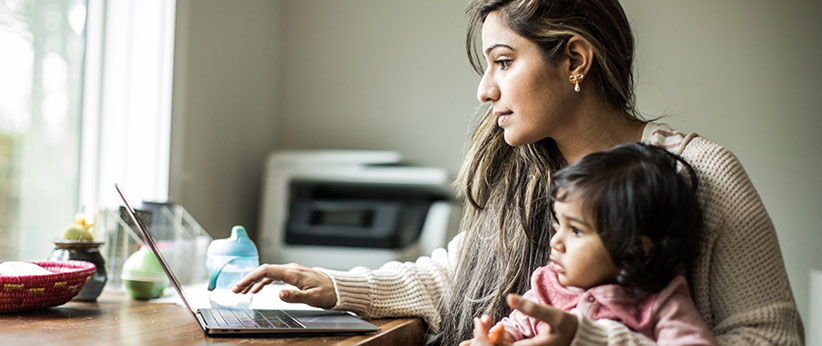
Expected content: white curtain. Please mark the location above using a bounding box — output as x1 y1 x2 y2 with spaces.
80 0 176 213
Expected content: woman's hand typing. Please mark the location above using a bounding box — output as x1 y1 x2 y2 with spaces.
231 263 337 309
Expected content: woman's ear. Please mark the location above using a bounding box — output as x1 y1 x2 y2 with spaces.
564 36 594 77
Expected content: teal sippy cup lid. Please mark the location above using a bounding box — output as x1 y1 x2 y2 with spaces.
207 225 258 257
207 225 258 290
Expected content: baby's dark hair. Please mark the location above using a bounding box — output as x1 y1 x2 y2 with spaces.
550 142 702 294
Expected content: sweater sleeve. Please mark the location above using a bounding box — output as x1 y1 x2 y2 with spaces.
570 316 655 346
314 232 463 332
681 138 804 345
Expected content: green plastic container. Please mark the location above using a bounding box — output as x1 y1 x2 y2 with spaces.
121 246 168 299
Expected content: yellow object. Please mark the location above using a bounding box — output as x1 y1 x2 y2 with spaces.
62 212 96 241
74 213 94 230
4 284 24 291
62 225 95 242
75 213 86 226
489 324 505 344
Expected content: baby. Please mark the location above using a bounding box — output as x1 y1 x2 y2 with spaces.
465 142 716 345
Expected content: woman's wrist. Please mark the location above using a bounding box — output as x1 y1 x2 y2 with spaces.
314 267 370 312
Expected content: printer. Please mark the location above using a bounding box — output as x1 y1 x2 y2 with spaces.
257 150 458 270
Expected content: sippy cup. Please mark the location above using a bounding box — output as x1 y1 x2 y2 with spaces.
206 225 259 309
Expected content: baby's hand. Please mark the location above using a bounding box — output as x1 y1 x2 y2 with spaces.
457 315 513 346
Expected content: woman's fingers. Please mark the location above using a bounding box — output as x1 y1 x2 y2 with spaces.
276 267 337 308
230 263 337 309
506 294 559 325
470 315 495 345
507 294 577 346
232 264 284 293
249 277 274 294
279 289 300 302
232 263 311 293
280 287 322 303
480 314 493 327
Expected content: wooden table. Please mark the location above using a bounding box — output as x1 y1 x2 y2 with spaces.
0 292 425 345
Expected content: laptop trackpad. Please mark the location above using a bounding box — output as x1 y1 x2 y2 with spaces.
289 310 372 328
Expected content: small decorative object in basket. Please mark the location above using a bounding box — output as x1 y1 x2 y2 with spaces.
0 261 96 313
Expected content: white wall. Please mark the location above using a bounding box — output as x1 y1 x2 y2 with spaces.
171 0 821 332
276 0 478 172
622 0 821 328
170 0 283 238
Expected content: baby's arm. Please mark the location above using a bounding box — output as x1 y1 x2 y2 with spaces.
559 277 715 346
653 276 717 345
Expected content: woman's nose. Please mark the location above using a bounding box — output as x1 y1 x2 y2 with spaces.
476 71 499 103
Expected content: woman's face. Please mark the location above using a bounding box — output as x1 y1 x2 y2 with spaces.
477 12 572 146
550 196 618 288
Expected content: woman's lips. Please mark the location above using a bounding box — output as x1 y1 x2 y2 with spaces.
496 111 512 127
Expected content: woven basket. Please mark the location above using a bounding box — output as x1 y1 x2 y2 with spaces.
0 261 96 313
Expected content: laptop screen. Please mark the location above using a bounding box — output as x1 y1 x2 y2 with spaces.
115 183 198 315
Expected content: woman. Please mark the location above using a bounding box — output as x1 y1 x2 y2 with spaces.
234 0 804 344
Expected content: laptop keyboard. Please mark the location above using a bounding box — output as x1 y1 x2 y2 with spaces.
207 309 305 329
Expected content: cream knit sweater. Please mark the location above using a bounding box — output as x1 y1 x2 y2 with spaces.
318 123 804 345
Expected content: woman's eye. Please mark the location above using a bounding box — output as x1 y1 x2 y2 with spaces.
495 59 511 70
571 227 583 236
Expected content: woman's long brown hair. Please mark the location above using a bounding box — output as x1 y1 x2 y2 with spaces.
437 1 639 344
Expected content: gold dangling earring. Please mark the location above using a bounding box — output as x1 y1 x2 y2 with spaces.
569 73 584 93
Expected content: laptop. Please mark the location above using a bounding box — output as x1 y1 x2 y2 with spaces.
115 183 380 336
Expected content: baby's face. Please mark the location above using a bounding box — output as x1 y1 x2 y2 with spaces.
550 198 618 288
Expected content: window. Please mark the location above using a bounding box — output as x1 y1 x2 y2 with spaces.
0 0 175 260
0 0 86 260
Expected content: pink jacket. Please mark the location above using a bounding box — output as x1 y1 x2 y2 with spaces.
499 265 716 345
